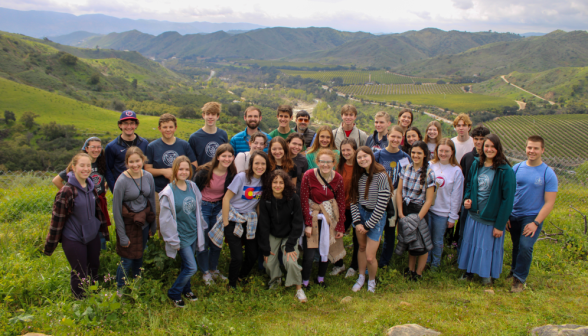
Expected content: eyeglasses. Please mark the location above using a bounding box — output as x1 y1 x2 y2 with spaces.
297 118 309 122
318 160 333 164
87 146 102 150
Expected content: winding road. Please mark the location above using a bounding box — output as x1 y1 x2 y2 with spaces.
500 76 555 105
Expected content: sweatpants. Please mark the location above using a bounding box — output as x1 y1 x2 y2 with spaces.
224 221 258 287
62 234 101 299
264 234 302 287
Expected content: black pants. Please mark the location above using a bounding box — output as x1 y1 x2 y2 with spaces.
334 209 359 270
62 234 101 299
378 223 396 268
224 221 258 287
301 220 328 281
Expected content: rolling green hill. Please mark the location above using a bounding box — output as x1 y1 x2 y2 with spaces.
396 30 588 78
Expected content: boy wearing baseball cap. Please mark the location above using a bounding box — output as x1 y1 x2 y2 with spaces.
104 110 149 191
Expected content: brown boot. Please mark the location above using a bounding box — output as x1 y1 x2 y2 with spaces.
510 277 524 293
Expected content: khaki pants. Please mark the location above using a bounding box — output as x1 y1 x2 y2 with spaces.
264 235 302 287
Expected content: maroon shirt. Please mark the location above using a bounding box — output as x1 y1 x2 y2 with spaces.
300 169 346 232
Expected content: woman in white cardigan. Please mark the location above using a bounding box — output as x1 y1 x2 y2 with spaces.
159 156 206 308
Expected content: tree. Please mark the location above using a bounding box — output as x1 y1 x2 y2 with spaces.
111 100 126 112
88 73 100 85
178 106 197 119
228 103 242 117
332 77 344 86
436 80 446 84
4 110 15 124
20 111 39 129
131 78 138 89
59 53 78 66
40 122 77 140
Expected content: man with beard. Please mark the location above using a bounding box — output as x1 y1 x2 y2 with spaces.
293 110 315 150
230 106 272 155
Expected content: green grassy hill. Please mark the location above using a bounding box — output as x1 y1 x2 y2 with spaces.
357 94 517 113
396 30 588 78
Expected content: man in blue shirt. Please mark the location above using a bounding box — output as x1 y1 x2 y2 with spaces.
230 106 271 155
188 102 228 166
104 110 149 191
507 135 558 293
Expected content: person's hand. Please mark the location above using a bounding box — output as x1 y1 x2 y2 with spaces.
305 226 312 238
223 221 229 227
464 199 472 210
335 232 344 239
263 251 275 263
356 224 366 234
492 228 503 238
398 212 405 219
162 169 174 181
447 221 454 229
122 242 130 248
523 222 539 237
176 247 180 251
286 251 297 262
506 220 511 232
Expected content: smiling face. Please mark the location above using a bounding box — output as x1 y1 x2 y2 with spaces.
277 112 291 128
85 140 102 160
473 136 486 151
455 120 471 137
318 154 335 175
341 144 355 162
176 162 191 182
73 156 93 181
203 112 219 127
356 150 372 170
251 155 267 178
342 112 356 128
483 140 497 160
126 153 144 174
217 151 234 169
411 146 425 165
374 116 390 134
270 142 284 161
427 126 439 140
437 144 453 163
158 121 176 140
119 120 138 137
318 131 332 148
271 175 285 195
526 141 544 162
406 130 420 146
296 115 310 131
249 137 266 151
388 130 403 148
244 109 261 129
288 137 303 156
399 112 412 128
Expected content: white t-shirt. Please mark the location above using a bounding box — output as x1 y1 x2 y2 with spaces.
451 136 474 163
234 152 251 174
227 172 262 214
429 162 464 223
427 142 437 160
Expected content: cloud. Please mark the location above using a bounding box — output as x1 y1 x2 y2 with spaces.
452 0 474 10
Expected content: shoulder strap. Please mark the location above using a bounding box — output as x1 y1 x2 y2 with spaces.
318 171 336 196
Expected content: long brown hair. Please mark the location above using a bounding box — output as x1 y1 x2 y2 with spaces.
424 121 442 145
479 134 510 169
307 126 336 154
337 138 357 173
397 109 413 128
349 146 392 203
402 126 423 153
171 155 194 184
268 137 294 173
246 150 270 183
196 144 237 188
410 141 431 193
262 169 295 201
431 138 459 166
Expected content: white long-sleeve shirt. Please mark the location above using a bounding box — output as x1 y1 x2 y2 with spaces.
429 162 464 223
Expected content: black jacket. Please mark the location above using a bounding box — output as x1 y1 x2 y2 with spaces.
258 193 304 256
192 167 235 194
460 147 479 195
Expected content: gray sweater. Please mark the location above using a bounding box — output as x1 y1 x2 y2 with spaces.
112 170 157 246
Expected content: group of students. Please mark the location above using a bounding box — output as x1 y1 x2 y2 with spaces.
44 102 558 307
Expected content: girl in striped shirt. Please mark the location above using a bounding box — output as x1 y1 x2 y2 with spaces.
349 146 393 293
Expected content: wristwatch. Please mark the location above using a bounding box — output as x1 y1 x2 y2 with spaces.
532 220 540 226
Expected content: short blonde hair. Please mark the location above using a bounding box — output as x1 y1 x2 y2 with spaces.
202 102 221 115
171 155 193 184
66 153 92 173
453 113 472 128
340 104 357 116
374 111 390 122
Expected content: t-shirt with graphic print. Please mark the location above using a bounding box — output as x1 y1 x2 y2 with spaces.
227 172 262 214
374 148 412 189
146 138 197 193
59 161 106 195
172 184 198 248
511 162 558 217
188 128 229 166
469 166 496 226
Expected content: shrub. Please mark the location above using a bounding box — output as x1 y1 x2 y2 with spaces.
59 53 78 66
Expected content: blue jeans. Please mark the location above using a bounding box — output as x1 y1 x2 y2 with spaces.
168 241 198 300
197 200 223 273
509 215 543 283
378 223 395 268
356 206 387 242
116 225 149 289
100 232 107 250
427 212 449 267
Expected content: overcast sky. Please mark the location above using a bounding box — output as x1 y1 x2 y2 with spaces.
2 0 587 33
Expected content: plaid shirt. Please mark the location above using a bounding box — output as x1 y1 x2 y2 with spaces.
44 184 110 256
400 163 436 206
208 205 258 248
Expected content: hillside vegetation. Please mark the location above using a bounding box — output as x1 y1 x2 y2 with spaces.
281 70 441 84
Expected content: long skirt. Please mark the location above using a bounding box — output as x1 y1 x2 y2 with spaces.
457 214 504 279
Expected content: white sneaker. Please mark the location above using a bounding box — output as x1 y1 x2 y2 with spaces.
345 268 357 278
352 274 365 292
296 289 308 303
269 278 282 290
330 264 346 276
203 273 215 286
367 279 376 293
211 271 228 281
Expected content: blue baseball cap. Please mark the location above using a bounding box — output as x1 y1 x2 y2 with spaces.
119 110 138 122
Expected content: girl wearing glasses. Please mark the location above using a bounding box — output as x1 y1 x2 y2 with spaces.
306 126 339 169
299 149 346 289
52 137 111 250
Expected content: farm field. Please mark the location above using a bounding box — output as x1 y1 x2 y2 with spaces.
281 70 440 84
357 94 517 112
239 60 341 69
487 114 588 163
337 84 464 96
0 77 203 140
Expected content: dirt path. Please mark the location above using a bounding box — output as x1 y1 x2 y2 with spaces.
206 70 215 81
515 100 526 110
293 100 319 117
501 76 555 105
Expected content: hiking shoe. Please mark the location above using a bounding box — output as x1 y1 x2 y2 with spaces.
211 271 228 281
269 278 282 290
345 268 357 278
330 264 346 276
296 289 308 303
183 292 198 302
511 277 524 293
367 279 376 293
411 273 423 282
404 268 416 279
203 273 215 286
352 275 365 292
480 277 493 285
172 299 186 308
506 270 514 279
458 273 474 281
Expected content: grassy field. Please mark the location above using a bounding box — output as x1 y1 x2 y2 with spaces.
357 94 517 112
337 84 464 96
487 114 588 162
0 77 203 140
239 60 342 69
281 70 441 85
0 174 586 335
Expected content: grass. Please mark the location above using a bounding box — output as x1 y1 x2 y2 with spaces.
0 174 586 335
0 77 203 140
357 94 517 112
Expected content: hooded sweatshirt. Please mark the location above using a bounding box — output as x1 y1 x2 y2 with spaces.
62 172 102 244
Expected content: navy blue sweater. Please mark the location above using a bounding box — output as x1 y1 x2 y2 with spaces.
104 134 149 192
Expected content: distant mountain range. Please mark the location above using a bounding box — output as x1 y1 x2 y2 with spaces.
0 7 264 38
